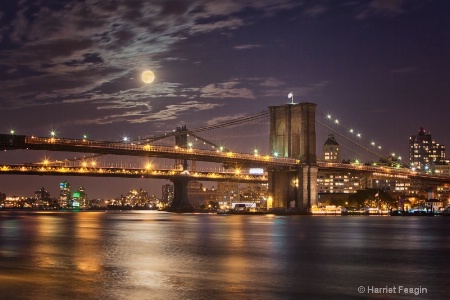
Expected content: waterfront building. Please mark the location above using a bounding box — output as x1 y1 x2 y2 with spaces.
371 179 411 193
425 199 444 211
187 181 217 209
433 162 450 175
59 180 71 207
317 172 361 194
436 184 450 204
3 196 21 208
161 184 174 205
72 186 87 208
34 187 51 207
125 188 149 206
241 183 268 208
216 181 239 208
409 127 445 170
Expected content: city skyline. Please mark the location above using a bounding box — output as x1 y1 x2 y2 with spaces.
1 0 449 197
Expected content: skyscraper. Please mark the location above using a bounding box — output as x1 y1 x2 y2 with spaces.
161 184 174 205
409 127 445 170
59 180 71 207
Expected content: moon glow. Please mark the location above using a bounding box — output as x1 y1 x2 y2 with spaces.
142 70 155 84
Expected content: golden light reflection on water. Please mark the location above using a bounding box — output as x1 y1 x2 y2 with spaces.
33 212 104 272
73 212 102 272
34 215 59 268
1 212 448 300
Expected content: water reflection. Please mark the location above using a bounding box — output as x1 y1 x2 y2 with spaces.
0 212 449 299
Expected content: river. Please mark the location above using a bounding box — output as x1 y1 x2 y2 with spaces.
0 211 449 299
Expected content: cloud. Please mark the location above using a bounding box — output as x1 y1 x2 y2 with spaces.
0 1 295 107
356 0 406 20
260 77 285 87
129 101 223 123
66 100 221 125
369 0 405 13
0 0 304 133
189 17 245 34
234 44 263 50
200 81 256 99
206 113 250 125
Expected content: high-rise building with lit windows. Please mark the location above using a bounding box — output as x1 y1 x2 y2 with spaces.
162 184 174 205
59 180 71 207
409 127 445 170
323 134 340 162
216 181 239 207
318 134 362 194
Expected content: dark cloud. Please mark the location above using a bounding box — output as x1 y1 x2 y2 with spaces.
9 38 93 65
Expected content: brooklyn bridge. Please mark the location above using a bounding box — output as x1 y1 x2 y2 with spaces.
1 103 449 212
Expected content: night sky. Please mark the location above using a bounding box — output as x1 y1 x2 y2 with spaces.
1 0 449 199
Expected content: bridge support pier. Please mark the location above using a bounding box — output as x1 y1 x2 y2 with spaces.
268 102 318 213
268 165 318 212
168 177 194 212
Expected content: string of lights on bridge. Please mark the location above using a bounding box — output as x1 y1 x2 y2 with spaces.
9 107 401 169
317 111 404 166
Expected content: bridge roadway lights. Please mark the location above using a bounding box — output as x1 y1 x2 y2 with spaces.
167 177 194 213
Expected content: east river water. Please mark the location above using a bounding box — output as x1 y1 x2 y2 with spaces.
0 211 448 300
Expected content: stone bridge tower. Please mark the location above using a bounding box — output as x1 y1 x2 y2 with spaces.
268 103 318 212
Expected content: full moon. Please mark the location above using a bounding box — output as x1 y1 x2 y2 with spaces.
141 70 155 84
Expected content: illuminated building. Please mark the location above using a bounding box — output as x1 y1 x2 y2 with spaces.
3 196 21 208
34 187 50 207
125 188 149 206
323 134 340 162
317 172 361 194
318 135 360 194
59 180 71 207
72 186 87 208
216 181 239 208
433 162 450 175
409 127 445 170
372 179 411 192
241 183 268 208
187 181 216 209
161 184 174 205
